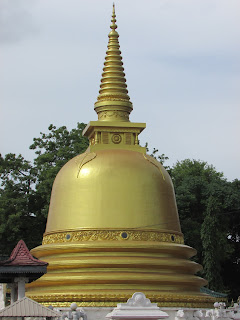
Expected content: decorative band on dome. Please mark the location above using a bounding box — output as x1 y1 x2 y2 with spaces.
42 230 184 245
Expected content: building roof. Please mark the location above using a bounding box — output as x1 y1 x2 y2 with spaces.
200 287 228 298
0 240 47 267
0 297 60 317
0 240 48 283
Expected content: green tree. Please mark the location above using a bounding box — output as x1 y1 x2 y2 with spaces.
171 160 221 262
171 159 240 295
145 143 170 171
221 179 240 300
201 195 231 291
0 154 41 254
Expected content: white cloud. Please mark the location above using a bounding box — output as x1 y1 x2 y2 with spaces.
0 0 38 44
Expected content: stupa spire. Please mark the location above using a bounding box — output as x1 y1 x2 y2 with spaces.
94 4 133 122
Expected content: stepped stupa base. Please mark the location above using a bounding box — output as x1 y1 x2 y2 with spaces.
27 235 211 308
27 233 212 308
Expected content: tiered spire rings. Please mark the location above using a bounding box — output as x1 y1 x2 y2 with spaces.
94 4 133 122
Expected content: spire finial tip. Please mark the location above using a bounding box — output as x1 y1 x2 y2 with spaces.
111 2 117 30
112 3 115 15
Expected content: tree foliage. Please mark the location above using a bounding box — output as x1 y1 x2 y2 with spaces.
170 159 240 296
0 154 40 253
145 143 170 170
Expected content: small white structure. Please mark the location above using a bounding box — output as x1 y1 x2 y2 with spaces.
0 284 4 310
61 302 87 320
0 296 61 319
106 292 169 320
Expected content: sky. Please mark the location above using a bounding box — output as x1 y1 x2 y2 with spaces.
1 0 240 181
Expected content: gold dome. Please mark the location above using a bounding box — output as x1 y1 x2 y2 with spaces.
27 5 213 308
45 149 181 234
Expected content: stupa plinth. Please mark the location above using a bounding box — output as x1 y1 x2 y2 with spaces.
26 5 214 308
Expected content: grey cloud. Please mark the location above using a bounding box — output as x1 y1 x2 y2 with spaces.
0 0 38 44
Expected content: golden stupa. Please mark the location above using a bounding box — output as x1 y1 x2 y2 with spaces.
27 5 213 308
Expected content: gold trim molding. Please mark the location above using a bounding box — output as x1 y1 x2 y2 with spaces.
98 110 130 121
42 230 184 245
28 293 215 308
